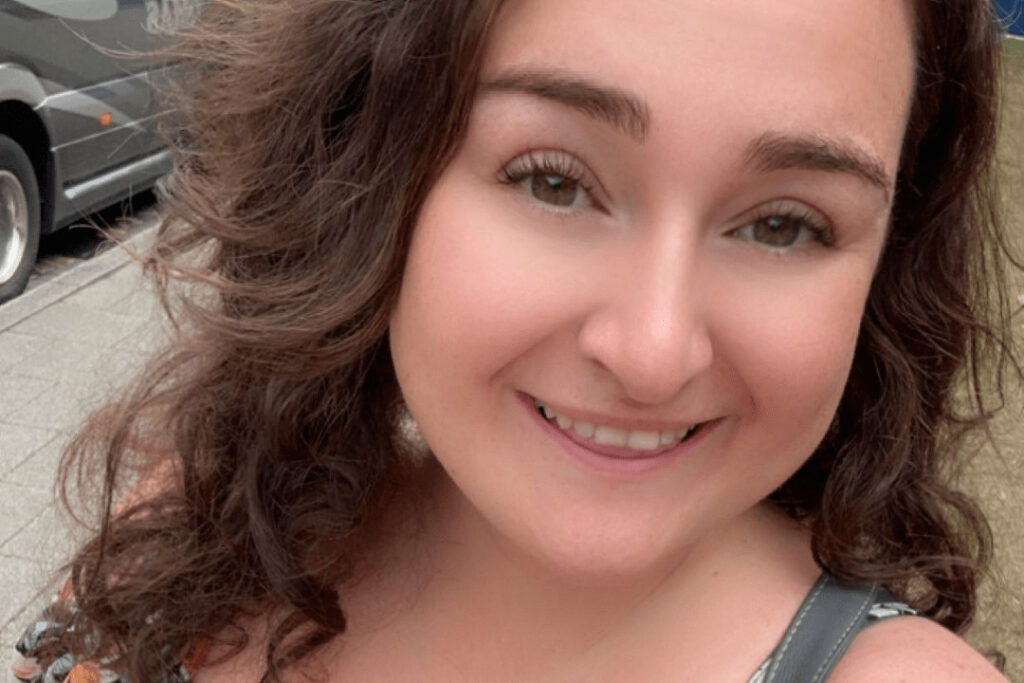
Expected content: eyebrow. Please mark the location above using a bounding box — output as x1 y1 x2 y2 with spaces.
744 132 893 200
480 68 650 142
480 71 892 199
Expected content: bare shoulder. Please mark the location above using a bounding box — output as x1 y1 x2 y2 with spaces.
829 616 1007 683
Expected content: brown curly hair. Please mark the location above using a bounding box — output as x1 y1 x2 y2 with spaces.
49 0 1020 680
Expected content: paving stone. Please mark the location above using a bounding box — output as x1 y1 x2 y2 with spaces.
10 301 149 348
62 266 140 313
123 321 172 357
0 505 82 576
0 374 53 412
0 427 58 478
109 280 161 317
0 281 78 333
11 339 109 385
0 332 58 377
107 261 150 291
0 224 160 681
0 555 45 628
4 382 107 430
0 481 50 548
3 436 66 494
93 321 172 386
88 347 150 389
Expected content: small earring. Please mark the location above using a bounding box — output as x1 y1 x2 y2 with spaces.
396 401 431 463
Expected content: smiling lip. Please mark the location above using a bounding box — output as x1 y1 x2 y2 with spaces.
517 393 721 477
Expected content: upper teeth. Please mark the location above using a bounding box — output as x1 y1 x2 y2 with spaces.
535 400 696 451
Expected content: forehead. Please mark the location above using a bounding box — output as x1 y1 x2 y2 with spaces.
480 0 915 172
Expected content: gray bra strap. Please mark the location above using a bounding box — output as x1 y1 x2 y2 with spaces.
763 574 879 683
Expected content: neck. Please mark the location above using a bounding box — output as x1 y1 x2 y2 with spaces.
340 464 814 680
431 479 670 656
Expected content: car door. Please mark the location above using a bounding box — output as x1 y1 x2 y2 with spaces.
0 0 169 188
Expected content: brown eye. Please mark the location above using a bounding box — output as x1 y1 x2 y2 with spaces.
752 216 802 247
500 150 598 212
530 173 582 207
730 202 833 251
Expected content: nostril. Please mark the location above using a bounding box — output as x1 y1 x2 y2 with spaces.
576 300 714 406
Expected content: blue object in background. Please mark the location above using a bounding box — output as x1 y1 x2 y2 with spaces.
997 0 1024 35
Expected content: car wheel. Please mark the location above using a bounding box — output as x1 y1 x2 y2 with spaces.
0 134 41 305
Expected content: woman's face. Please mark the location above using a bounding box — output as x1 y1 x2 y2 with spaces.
390 0 914 577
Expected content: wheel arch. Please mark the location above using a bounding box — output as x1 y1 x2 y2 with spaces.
0 100 54 233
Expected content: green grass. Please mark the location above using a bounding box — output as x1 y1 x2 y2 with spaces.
1004 36 1024 61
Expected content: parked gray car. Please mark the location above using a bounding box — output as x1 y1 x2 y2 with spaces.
0 0 184 303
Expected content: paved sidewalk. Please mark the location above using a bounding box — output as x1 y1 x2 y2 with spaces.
0 223 166 675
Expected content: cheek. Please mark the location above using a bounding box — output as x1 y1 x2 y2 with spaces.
710 259 873 444
391 167 594 401
390 168 550 417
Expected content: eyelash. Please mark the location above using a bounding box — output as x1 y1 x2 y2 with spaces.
729 201 836 250
498 150 835 250
498 150 602 212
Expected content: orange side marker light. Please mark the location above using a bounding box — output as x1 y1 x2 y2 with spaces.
99 112 113 128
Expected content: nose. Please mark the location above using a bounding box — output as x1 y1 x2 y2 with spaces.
576 238 713 406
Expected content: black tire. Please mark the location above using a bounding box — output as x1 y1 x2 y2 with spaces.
0 134 41 305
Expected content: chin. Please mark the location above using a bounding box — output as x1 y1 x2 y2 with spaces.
503 503 700 585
